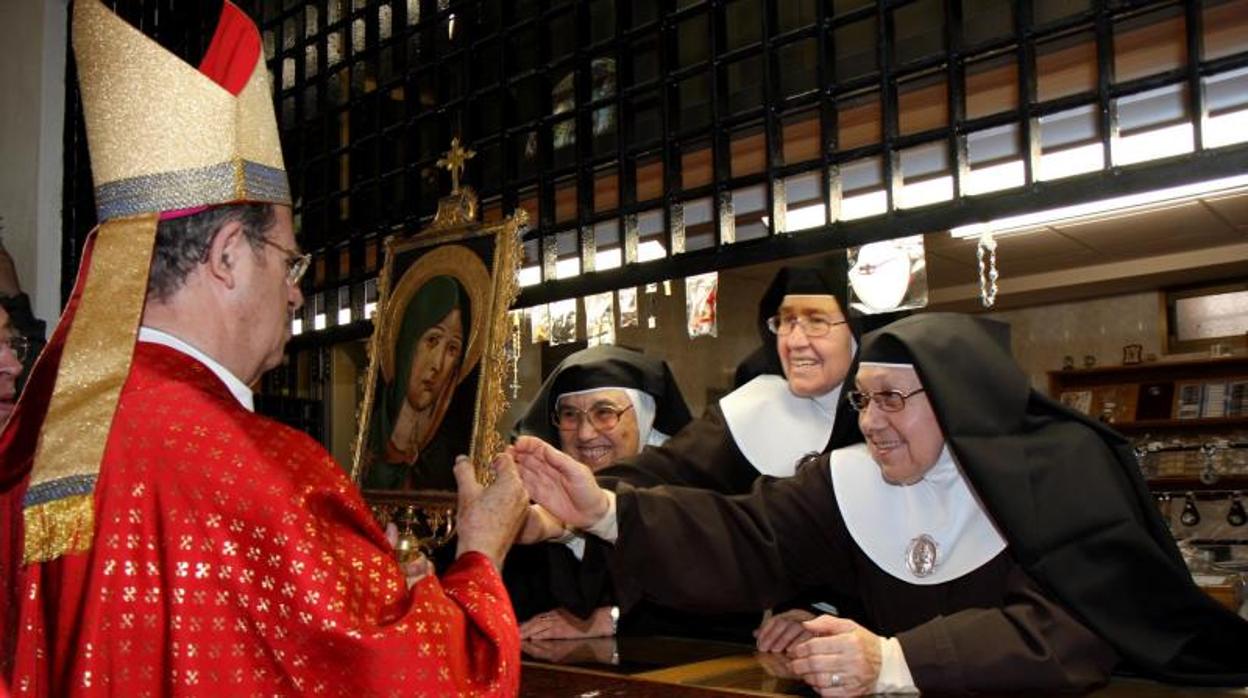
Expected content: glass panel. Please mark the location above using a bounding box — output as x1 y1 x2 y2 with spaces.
891 0 943 66
684 196 715 251
1203 0 1248 61
724 55 764 114
837 91 881 149
733 184 768 241
632 40 661 85
589 0 616 44
834 17 877 81
678 72 713 130
549 11 577 62
1036 31 1096 102
678 14 710 68
962 0 1012 46
1114 6 1185 84
965 54 1017 119
730 126 766 177
635 155 664 201
725 0 763 51
777 0 817 33
681 141 712 190
782 110 820 165
897 73 946 136
1034 0 1091 26
778 39 818 98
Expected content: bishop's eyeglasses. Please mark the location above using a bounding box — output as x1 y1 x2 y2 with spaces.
553 403 635 432
260 237 312 285
846 388 927 412
766 314 848 337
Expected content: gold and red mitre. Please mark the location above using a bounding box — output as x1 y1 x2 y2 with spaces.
4 0 290 564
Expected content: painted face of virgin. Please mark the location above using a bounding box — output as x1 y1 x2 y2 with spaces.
406 307 464 411
855 364 944 485
776 295 853 398
555 389 640 471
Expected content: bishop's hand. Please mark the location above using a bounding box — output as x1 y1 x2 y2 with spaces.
454 453 528 570
512 436 610 530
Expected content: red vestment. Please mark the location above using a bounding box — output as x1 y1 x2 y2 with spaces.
2 342 519 696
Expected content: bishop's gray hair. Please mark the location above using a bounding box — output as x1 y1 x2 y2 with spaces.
146 203 277 303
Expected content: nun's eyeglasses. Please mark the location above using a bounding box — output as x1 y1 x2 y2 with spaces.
846 388 926 412
553 404 635 432
766 315 848 337
0 335 33 362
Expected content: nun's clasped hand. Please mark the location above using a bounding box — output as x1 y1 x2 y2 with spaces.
787 616 883 697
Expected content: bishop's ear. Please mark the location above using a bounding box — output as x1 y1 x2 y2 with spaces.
205 219 248 289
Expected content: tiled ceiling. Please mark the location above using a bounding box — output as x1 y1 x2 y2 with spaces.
924 190 1248 309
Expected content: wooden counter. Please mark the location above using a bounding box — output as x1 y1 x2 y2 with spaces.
520 636 1248 696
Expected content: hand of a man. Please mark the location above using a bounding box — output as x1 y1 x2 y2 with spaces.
786 616 883 697
512 436 609 529
384 522 434 589
516 503 568 545
520 606 615 640
754 608 816 653
454 454 528 570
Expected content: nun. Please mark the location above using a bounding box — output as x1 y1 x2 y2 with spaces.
514 313 1248 694
510 346 764 641
514 345 692 471
598 260 862 494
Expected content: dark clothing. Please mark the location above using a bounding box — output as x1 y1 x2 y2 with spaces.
606 457 1118 693
0 292 46 388
866 313 1248 685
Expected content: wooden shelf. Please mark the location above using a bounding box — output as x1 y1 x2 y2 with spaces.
1112 417 1248 433
1146 474 1248 492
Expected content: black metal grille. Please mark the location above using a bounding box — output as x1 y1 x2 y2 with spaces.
62 0 1248 427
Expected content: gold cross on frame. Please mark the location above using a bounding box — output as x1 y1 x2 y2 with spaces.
437 137 476 194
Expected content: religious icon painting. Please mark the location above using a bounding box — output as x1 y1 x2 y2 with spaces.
549 298 579 346
847 234 928 315
351 177 525 516
685 272 719 338
584 291 616 347
529 304 552 344
618 287 639 328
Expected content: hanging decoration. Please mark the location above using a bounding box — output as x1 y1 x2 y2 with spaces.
529 304 551 344
618 287 639 328
548 298 579 346
685 271 719 338
847 234 928 315
507 309 524 398
584 291 616 346
644 283 659 329
977 227 999 309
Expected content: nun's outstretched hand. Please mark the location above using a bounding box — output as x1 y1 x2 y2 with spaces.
787 616 882 697
513 435 611 529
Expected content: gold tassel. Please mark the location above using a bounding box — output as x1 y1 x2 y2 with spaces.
22 494 96 564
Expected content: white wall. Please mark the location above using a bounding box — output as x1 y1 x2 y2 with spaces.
0 0 66 328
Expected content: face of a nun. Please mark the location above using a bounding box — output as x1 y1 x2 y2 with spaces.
855 364 944 485
555 389 640 471
776 295 853 398
405 307 464 411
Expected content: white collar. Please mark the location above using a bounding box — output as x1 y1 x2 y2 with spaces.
138 327 255 412
720 374 842 477
830 443 1006 585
